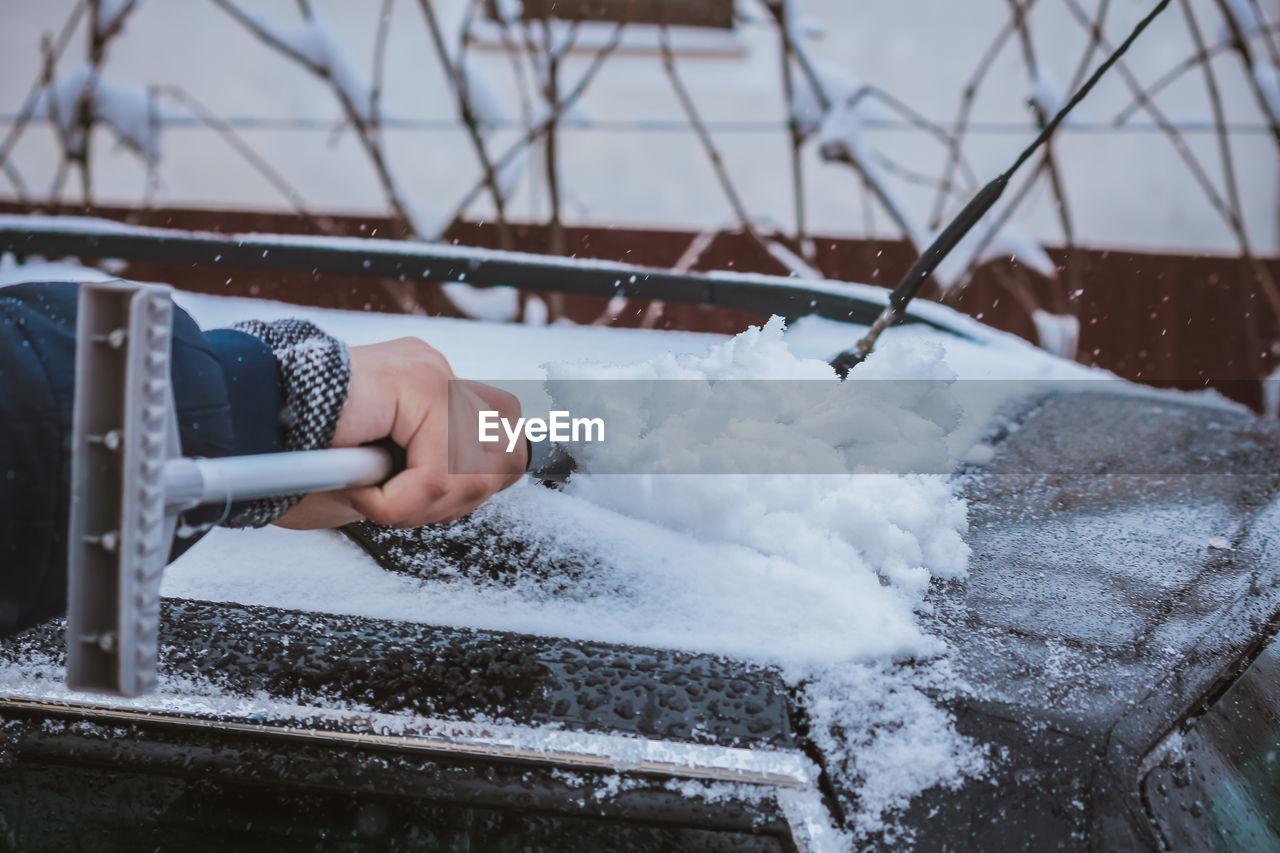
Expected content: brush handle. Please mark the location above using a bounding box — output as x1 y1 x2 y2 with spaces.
888 174 1008 315
162 445 399 510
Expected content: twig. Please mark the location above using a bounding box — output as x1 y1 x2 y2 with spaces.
493 7 536 132
1 161 30 202
657 21 765 248
1212 0 1280 149
155 85 330 231
928 8 1025 228
0 1 86 174
1112 24 1280 126
777 12 923 249
370 0 395 144
1246 0 1280 63
1066 0 1110 92
415 0 513 248
538 16 583 260
1182 0 1280 317
1062 0 1236 224
537 16 584 321
1005 0 1077 311
770 0 813 262
211 0 422 243
445 21 625 224
1062 0 1280 321
842 85 978 189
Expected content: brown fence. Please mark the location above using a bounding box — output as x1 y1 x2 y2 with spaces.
4 202 1277 411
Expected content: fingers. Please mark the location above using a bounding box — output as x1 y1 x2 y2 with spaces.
456 380 528 482
348 375 523 529
346 471 508 529
280 336 527 531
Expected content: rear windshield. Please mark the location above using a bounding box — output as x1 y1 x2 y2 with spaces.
1144 635 1280 850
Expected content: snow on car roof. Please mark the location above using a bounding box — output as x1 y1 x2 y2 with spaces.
0 258 1231 838
162 287 1092 836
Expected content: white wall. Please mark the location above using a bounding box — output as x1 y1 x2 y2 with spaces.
2 0 1277 253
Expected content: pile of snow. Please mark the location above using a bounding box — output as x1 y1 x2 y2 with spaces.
548 319 969 599
791 60 875 139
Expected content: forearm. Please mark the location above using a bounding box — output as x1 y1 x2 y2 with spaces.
217 319 350 527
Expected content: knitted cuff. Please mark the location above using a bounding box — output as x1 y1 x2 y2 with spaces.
222 319 351 528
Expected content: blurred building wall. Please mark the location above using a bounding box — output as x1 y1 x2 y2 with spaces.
1 0 1277 254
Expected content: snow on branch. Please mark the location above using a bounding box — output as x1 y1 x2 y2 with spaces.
210 1 374 123
95 0 140 37
35 65 160 165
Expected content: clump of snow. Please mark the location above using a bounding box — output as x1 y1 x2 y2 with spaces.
1219 0 1267 41
733 0 769 25
35 65 160 164
792 60 874 139
459 54 507 128
441 282 521 322
1031 310 1080 359
492 0 523 26
522 294 549 325
1029 66 1067 119
800 661 987 839
95 0 138 33
1251 62 1280 123
547 318 969 597
402 199 453 241
1264 365 1280 419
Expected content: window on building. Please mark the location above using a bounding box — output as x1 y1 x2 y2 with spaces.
489 0 735 29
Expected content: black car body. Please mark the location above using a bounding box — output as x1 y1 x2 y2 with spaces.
0 388 1277 851
0 219 1278 850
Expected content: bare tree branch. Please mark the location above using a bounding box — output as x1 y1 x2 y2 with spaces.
445 20 625 225
370 0 395 143
415 0 513 248
1182 0 1280 317
212 0 423 241
657 20 764 247
928 6 1026 228
1212 0 1280 149
0 1 86 173
155 85 332 231
1005 0 1077 312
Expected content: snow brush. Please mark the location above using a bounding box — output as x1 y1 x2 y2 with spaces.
829 0 1172 378
65 281 408 697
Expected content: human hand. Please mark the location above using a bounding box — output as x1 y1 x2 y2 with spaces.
275 337 526 530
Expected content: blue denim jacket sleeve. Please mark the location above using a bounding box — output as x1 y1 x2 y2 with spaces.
0 281 283 636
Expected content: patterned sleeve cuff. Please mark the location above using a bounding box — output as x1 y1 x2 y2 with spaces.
222 319 351 527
